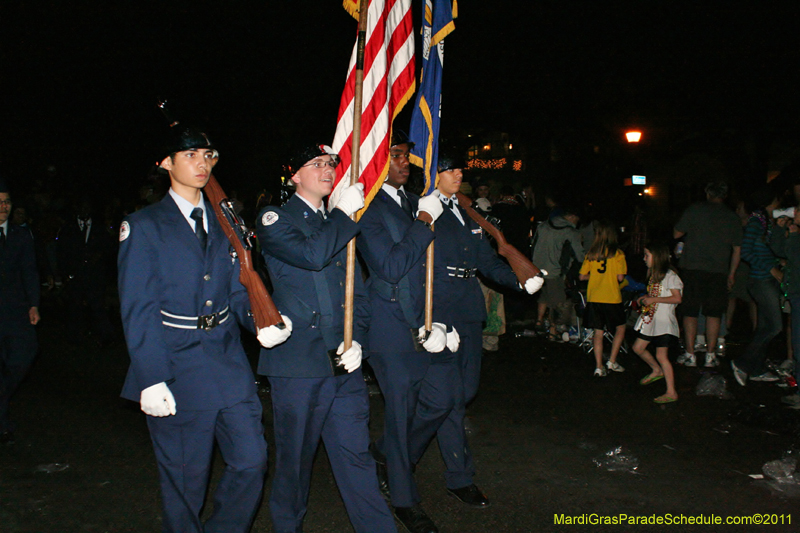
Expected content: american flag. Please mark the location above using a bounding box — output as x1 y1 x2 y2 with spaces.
330 0 415 215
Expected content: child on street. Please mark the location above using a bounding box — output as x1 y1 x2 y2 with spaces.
579 221 628 377
632 242 683 403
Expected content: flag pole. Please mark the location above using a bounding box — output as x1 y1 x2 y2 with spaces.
343 0 370 349
424 233 434 332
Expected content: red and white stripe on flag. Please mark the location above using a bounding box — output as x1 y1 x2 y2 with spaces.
331 0 415 217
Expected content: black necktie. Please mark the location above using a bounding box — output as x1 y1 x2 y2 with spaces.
82 220 90 243
0 227 5 247
316 209 326 222
397 190 413 219
442 197 452 209
190 208 207 248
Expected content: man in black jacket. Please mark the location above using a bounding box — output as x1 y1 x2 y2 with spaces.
0 179 40 444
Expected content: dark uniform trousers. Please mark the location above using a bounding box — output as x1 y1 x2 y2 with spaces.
0 223 40 433
256 195 396 533
118 195 267 533
423 200 521 491
358 189 458 507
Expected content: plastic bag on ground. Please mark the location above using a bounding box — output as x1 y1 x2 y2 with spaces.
695 373 733 400
593 446 639 473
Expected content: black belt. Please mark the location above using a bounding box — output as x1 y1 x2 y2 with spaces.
161 307 230 331
447 266 477 278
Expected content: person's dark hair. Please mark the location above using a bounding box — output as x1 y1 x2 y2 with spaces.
704 180 729 200
645 241 672 284
586 220 618 261
743 185 778 213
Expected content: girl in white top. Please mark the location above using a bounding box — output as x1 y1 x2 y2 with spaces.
632 242 684 403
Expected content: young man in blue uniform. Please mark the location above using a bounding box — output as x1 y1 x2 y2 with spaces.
358 133 454 533
255 143 396 533
423 156 543 509
118 127 289 533
0 179 40 445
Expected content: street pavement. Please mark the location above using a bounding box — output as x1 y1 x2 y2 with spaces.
2 312 799 532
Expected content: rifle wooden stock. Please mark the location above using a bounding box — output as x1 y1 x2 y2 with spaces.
205 174 284 330
455 192 541 283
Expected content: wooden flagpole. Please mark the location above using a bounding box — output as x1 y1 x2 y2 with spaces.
342 0 370 349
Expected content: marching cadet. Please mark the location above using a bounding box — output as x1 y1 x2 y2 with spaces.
358 132 453 533
421 155 543 509
255 143 396 533
0 178 40 445
118 126 289 533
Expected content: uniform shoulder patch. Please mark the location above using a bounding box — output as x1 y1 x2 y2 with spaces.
119 221 131 242
261 211 279 226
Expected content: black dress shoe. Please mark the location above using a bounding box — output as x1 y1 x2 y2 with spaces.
369 443 391 500
394 504 439 533
446 484 491 508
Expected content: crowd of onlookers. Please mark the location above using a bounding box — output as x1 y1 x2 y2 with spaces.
473 173 800 406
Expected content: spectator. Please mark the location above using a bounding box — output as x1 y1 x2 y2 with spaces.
730 188 782 385
770 210 800 408
532 206 584 339
674 181 742 368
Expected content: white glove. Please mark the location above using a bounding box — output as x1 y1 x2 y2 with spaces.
417 194 444 222
336 340 363 373
524 276 545 295
257 315 293 348
335 182 365 216
140 382 177 417
419 322 447 353
446 327 460 353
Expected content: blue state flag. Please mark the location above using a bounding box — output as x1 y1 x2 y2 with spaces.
408 0 457 195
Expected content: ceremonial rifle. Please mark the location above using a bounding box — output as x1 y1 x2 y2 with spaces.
204 175 285 330
455 192 542 283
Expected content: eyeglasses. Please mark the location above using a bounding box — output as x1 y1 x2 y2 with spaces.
303 159 339 169
0 199 11 206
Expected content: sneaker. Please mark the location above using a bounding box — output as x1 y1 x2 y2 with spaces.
749 371 780 382
730 360 747 386
779 359 795 373
677 352 697 367
593 367 607 377
704 353 720 368
606 361 625 373
781 394 800 406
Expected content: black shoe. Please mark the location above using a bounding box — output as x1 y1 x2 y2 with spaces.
369 443 391 501
446 484 490 508
0 431 15 445
394 504 439 533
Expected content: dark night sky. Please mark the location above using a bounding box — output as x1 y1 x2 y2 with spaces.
4 1 800 198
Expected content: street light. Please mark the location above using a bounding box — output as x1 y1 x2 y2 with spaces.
625 130 642 143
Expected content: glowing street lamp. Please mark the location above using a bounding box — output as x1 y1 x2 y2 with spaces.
625 130 642 143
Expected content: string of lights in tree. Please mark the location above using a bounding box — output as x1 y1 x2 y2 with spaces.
466 158 523 171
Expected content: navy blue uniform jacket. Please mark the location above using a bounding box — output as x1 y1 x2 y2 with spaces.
118 195 256 411
255 194 369 378
0 223 40 322
358 189 433 353
433 202 520 324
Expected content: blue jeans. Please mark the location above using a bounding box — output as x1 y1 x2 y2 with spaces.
734 278 782 376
